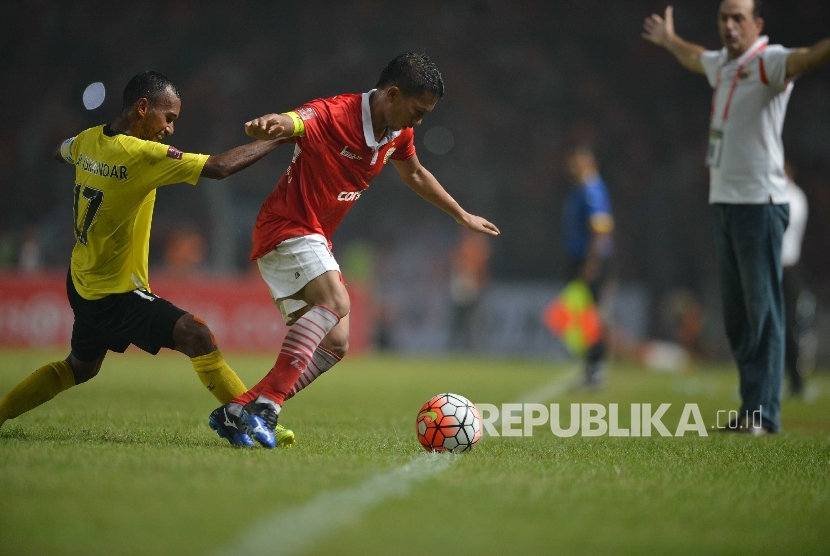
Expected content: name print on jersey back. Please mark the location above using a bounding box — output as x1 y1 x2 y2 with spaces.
76 153 128 180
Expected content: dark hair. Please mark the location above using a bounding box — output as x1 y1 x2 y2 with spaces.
752 0 763 18
122 71 181 111
376 52 444 99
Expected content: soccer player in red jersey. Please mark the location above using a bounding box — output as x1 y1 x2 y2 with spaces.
208 52 500 448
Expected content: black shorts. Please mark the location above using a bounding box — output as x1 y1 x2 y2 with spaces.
66 271 187 361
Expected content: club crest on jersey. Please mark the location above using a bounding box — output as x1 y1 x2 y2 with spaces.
166 146 183 160
383 147 396 165
337 191 362 201
340 146 362 161
296 107 317 121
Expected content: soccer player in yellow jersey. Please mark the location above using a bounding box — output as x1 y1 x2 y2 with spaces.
0 71 290 447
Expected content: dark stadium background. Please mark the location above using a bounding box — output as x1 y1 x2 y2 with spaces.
2 0 829 361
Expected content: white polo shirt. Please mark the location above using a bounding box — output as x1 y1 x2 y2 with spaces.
700 36 793 204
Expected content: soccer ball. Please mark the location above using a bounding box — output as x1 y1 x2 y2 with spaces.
416 393 482 453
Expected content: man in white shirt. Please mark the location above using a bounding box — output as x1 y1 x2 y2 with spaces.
642 0 830 433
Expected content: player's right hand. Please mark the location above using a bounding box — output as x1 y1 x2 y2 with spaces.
642 6 675 47
458 213 500 236
245 114 285 140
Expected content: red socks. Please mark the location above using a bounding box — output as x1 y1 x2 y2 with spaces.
285 346 341 400
234 305 340 407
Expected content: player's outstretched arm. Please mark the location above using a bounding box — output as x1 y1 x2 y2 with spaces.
786 38 830 78
392 155 500 236
642 6 705 74
201 138 283 180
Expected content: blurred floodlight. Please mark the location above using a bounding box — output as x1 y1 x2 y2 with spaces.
82 82 106 110
423 126 455 155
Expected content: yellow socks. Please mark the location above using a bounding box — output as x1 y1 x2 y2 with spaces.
0 360 76 427
191 349 247 404
0 353 245 427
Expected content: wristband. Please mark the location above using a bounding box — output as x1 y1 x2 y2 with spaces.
60 137 75 163
590 213 614 233
285 111 305 137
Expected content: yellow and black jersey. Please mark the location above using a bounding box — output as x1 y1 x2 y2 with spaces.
59 124 208 300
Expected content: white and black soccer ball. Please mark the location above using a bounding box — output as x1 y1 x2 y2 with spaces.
416 393 482 453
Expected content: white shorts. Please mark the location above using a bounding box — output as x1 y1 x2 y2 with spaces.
257 234 340 325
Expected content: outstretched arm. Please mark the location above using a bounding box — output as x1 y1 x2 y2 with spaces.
786 38 830 78
201 137 283 180
642 6 705 74
391 155 500 236
52 144 66 163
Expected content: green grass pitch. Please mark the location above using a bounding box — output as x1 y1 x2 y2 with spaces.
1 348 829 555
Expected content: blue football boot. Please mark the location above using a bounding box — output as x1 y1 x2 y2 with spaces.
243 401 282 449
209 404 254 447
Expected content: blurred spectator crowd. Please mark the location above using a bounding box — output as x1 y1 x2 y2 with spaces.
2 0 830 350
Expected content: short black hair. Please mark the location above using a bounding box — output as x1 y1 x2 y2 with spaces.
122 71 181 112
752 0 763 19
376 52 444 99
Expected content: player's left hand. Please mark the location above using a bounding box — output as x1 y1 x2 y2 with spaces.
458 213 500 236
245 114 285 140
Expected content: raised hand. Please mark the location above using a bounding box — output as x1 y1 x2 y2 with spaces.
642 6 675 47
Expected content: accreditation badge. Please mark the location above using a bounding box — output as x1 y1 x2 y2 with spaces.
706 128 724 168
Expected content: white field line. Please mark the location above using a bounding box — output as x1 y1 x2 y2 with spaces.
491 365 581 430
209 452 455 556
210 368 578 556
514 366 581 403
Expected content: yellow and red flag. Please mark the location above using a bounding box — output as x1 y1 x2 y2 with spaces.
542 280 602 355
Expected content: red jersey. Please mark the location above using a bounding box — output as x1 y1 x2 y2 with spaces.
250 92 416 260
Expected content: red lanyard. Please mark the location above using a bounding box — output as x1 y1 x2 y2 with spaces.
711 40 768 121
